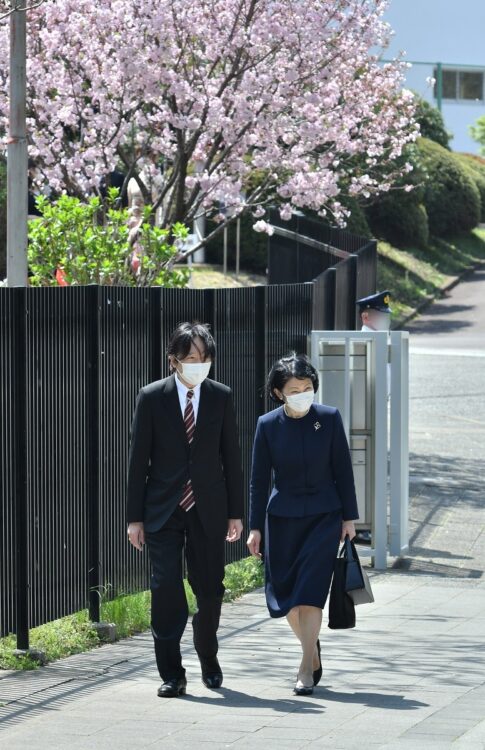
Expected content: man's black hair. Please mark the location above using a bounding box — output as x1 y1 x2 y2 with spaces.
266 352 318 404
167 321 216 363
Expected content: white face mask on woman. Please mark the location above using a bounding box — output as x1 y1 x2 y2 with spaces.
175 359 212 386
285 390 315 413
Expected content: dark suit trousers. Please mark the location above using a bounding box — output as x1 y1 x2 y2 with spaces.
145 505 225 682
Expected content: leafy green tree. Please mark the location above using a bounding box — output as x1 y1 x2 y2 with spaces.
470 116 485 156
27 189 189 287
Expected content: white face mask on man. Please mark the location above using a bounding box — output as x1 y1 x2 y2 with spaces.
373 313 391 331
175 358 212 386
285 390 315 413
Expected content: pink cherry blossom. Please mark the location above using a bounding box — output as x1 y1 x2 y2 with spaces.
0 0 418 254
253 220 274 236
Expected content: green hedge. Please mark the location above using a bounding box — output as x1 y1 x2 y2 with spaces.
418 137 481 236
365 137 484 247
366 194 429 249
455 153 485 222
365 143 429 248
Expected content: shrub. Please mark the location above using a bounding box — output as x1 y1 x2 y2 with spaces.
364 143 429 248
418 137 480 236
413 95 451 149
455 153 485 221
366 194 429 248
28 189 190 287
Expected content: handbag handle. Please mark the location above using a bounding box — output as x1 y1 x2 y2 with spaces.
339 534 358 562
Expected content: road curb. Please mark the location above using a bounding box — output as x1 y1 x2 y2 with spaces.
393 258 485 330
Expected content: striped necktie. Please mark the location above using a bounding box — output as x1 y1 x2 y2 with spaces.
179 389 195 511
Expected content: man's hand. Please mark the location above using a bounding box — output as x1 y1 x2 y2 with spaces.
341 520 356 542
127 522 145 551
246 529 262 558
226 518 243 542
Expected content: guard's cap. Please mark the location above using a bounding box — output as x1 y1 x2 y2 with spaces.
356 290 392 313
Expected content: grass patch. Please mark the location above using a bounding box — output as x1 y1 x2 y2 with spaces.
378 228 485 323
186 263 266 289
0 610 99 671
0 555 264 672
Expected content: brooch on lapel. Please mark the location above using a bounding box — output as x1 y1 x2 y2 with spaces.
314 421 322 431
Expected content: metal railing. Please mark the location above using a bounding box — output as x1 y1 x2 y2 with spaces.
268 210 378 329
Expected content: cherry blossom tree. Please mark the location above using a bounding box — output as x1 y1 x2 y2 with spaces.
0 0 418 258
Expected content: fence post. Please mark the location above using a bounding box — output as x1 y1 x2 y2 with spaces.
347 254 358 330
203 288 216 377
150 287 162 381
13 287 29 650
87 286 100 623
312 267 336 330
255 285 267 415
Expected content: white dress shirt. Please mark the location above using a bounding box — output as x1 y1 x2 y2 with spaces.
175 373 201 422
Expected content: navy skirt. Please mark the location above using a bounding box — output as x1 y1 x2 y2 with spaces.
264 509 342 618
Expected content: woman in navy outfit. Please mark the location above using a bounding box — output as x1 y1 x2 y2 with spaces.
247 353 359 695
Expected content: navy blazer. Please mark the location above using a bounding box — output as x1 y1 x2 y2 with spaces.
249 403 359 531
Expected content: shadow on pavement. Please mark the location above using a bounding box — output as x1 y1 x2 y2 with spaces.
183 686 324 714
317 687 428 710
403 452 485 579
407 310 474 335
181 685 428 712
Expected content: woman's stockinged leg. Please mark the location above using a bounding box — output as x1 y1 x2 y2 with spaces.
286 607 301 640
286 606 321 673
297 605 322 686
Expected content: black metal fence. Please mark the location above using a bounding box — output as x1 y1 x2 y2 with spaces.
1 224 376 646
268 209 377 329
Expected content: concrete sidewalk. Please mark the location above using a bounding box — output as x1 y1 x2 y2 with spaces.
1 570 485 750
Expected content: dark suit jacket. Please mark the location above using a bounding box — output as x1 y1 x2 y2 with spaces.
249 404 359 531
127 374 244 537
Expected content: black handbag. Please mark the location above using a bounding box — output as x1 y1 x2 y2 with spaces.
343 536 374 606
328 542 356 630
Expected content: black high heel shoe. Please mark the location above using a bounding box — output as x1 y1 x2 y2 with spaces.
294 679 313 696
313 639 322 686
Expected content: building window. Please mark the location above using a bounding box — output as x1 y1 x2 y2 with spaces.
434 68 484 102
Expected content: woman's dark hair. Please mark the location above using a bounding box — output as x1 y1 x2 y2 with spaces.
167 321 216 363
267 352 319 404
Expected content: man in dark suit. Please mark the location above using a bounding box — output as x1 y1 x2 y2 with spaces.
127 322 244 697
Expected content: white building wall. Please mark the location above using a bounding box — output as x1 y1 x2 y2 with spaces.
384 0 485 153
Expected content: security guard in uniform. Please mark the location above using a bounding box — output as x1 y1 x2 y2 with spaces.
357 290 392 332
355 291 392 544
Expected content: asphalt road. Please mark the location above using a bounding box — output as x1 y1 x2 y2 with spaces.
402 266 485 577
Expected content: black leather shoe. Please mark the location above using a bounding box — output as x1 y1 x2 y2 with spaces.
313 639 322 686
157 676 187 698
200 657 223 689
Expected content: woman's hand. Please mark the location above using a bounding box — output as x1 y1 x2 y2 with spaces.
127 522 145 551
246 529 262 558
341 520 356 542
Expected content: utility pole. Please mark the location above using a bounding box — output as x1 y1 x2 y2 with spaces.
7 0 28 287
